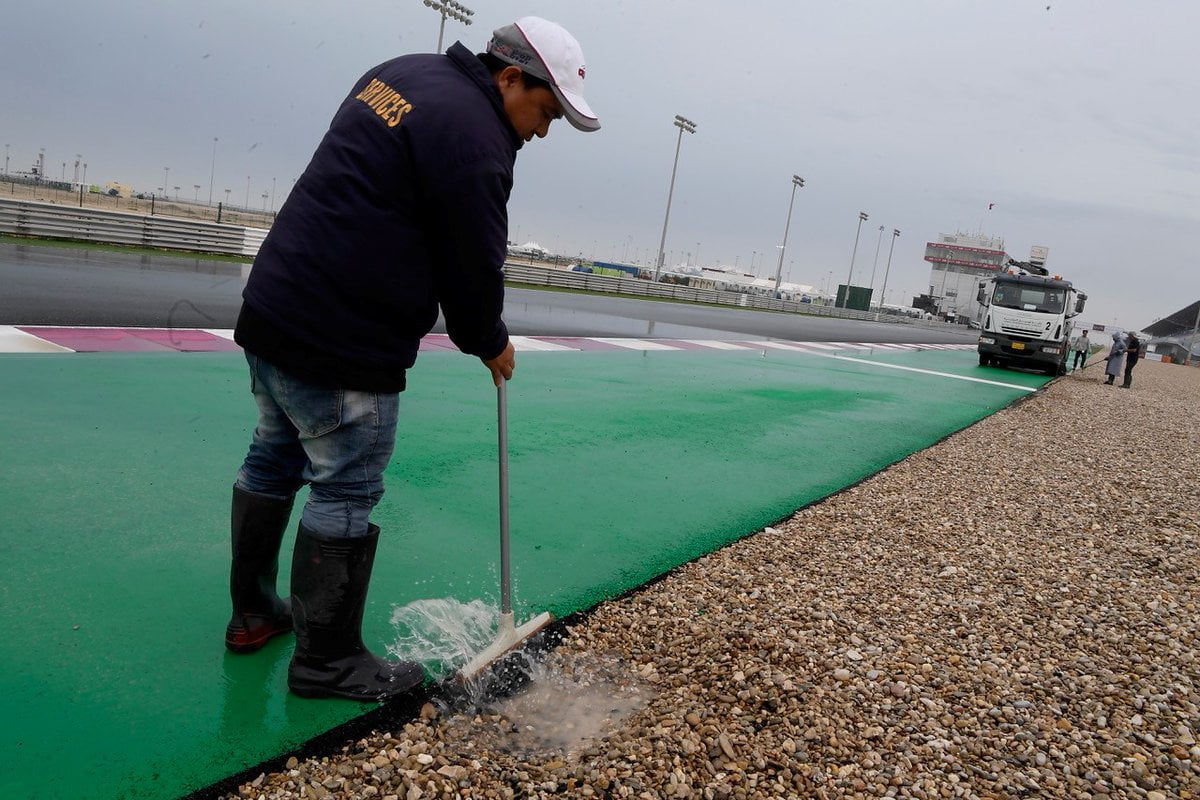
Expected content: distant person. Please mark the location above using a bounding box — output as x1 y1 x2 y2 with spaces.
1103 331 1127 385
222 17 599 701
1071 329 1090 370
1121 333 1141 388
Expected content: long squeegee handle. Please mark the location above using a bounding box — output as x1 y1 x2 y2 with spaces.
497 380 512 616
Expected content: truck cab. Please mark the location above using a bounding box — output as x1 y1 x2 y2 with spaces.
976 272 1086 375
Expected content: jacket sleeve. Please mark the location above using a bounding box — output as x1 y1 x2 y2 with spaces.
428 151 512 361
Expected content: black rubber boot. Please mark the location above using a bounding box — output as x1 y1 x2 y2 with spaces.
226 487 296 653
288 523 425 701
1105 376 1114 385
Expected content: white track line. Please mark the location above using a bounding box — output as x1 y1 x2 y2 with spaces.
751 339 1033 391
678 339 754 350
590 337 683 351
828 354 1035 391
0 326 74 352
751 341 812 352
508 335 579 352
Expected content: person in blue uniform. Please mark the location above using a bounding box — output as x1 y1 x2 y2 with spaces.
222 17 598 701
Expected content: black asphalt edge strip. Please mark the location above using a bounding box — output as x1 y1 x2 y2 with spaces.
181 371 1052 800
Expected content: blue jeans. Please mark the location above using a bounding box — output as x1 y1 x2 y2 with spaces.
235 352 399 538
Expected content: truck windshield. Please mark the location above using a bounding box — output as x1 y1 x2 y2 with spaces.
991 284 1065 313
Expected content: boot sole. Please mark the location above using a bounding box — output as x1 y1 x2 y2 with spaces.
288 680 422 701
225 623 293 654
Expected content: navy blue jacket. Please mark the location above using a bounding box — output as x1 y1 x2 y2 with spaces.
236 43 521 392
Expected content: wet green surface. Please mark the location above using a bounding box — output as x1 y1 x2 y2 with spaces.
0 347 1048 799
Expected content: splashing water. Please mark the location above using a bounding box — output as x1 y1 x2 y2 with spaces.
440 650 656 760
387 597 499 679
388 599 656 759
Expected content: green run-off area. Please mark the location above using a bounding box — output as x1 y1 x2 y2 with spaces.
0 347 1046 799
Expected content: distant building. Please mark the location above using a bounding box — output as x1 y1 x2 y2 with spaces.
1142 300 1200 363
924 232 1008 322
657 264 818 301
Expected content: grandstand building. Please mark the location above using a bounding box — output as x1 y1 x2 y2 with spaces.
1142 300 1200 364
923 232 1008 322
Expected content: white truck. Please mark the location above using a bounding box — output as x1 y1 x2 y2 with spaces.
975 264 1086 375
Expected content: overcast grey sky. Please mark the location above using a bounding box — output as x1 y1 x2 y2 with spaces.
3 0 1196 329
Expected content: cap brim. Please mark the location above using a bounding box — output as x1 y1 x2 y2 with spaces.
552 85 600 132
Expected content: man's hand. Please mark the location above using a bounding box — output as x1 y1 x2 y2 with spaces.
482 341 515 386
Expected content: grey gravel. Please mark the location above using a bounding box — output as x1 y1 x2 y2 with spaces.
226 361 1200 799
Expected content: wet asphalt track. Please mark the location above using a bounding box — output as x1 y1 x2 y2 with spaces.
0 241 975 343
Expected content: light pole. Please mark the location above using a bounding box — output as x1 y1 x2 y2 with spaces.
173 185 180 200
773 175 805 295
422 0 473 53
3 144 9 176
1187 301 1200 366
74 155 82 185
842 211 869 308
163 167 170 197
653 114 697 282
245 176 251 208
193 184 201 201
224 188 231 206
270 177 277 212
261 191 269 211
876 229 900 321
208 137 217 205
868 224 884 306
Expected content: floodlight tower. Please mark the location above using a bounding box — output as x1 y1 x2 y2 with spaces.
653 115 697 282
867 224 884 304
876 229 900 320
208 137 218 206
842 211 869 308
773 175 805 295
423 0 474 53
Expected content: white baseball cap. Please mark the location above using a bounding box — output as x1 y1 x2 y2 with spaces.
486 16 600 132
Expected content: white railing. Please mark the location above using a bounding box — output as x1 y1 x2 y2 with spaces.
0 196 264 257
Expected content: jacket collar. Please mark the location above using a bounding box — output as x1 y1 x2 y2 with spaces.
446 42 523 150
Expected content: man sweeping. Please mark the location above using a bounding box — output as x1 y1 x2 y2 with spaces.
223 17 599 701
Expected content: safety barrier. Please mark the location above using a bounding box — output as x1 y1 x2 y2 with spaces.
501 263 920 324
0 195 930 326
0 196 265 257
